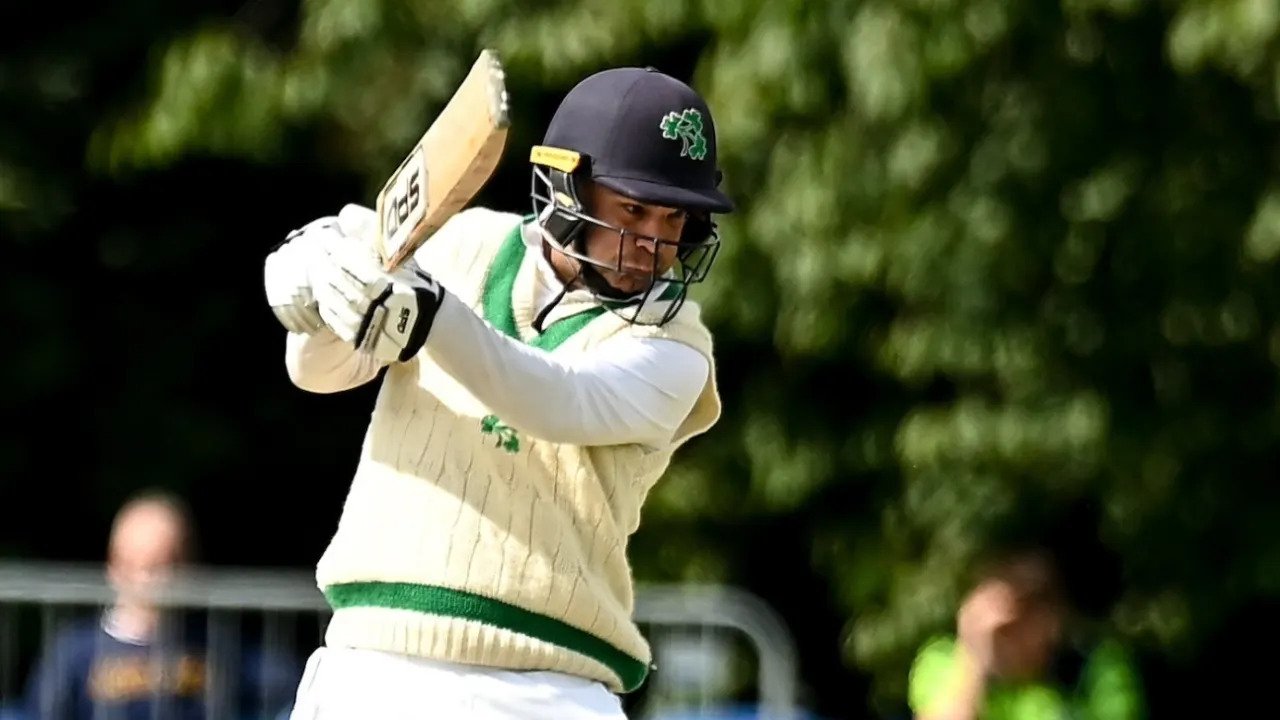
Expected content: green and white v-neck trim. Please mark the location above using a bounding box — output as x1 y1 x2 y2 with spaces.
483 218 686 345
481 220 606 351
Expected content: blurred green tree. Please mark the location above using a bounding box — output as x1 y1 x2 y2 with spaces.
22 0 1280 716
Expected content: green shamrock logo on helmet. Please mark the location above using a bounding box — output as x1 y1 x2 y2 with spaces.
659 108 709 161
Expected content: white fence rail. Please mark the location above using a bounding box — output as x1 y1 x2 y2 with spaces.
0 561 802 720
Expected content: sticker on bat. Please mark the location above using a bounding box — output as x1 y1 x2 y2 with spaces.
382 147 429 260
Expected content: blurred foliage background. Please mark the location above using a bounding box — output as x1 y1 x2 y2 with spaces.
5 0 1280 717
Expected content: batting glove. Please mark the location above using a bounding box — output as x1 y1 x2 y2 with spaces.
263 216 340 334
311 238 446 364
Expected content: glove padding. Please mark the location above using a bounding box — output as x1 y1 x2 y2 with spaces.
263 216 339 334
311 238 446 363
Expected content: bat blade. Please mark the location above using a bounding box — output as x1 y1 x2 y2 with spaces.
375 49 511 270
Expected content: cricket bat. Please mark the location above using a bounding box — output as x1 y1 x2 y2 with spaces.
374 49 511 271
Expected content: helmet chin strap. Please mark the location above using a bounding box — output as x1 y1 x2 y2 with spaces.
532 273 574 333
531 225 581 333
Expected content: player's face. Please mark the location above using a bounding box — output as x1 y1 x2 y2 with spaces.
581 183 688 295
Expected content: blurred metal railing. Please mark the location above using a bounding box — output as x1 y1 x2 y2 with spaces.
0 561 802 720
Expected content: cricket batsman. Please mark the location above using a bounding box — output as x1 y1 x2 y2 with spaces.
262 66 735 719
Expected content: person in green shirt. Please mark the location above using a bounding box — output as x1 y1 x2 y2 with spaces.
907 546 1145 720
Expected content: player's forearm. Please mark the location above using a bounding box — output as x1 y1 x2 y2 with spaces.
285 328 384 393
425 294 698 447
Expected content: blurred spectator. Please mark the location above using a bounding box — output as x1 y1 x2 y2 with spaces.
906 545 1145 720
22 488 300 720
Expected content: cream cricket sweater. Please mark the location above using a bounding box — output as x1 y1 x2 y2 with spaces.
314 208 721 693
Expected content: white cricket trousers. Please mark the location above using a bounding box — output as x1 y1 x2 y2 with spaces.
287 646 629 720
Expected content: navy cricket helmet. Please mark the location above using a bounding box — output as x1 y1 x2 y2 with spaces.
529 66 734 326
